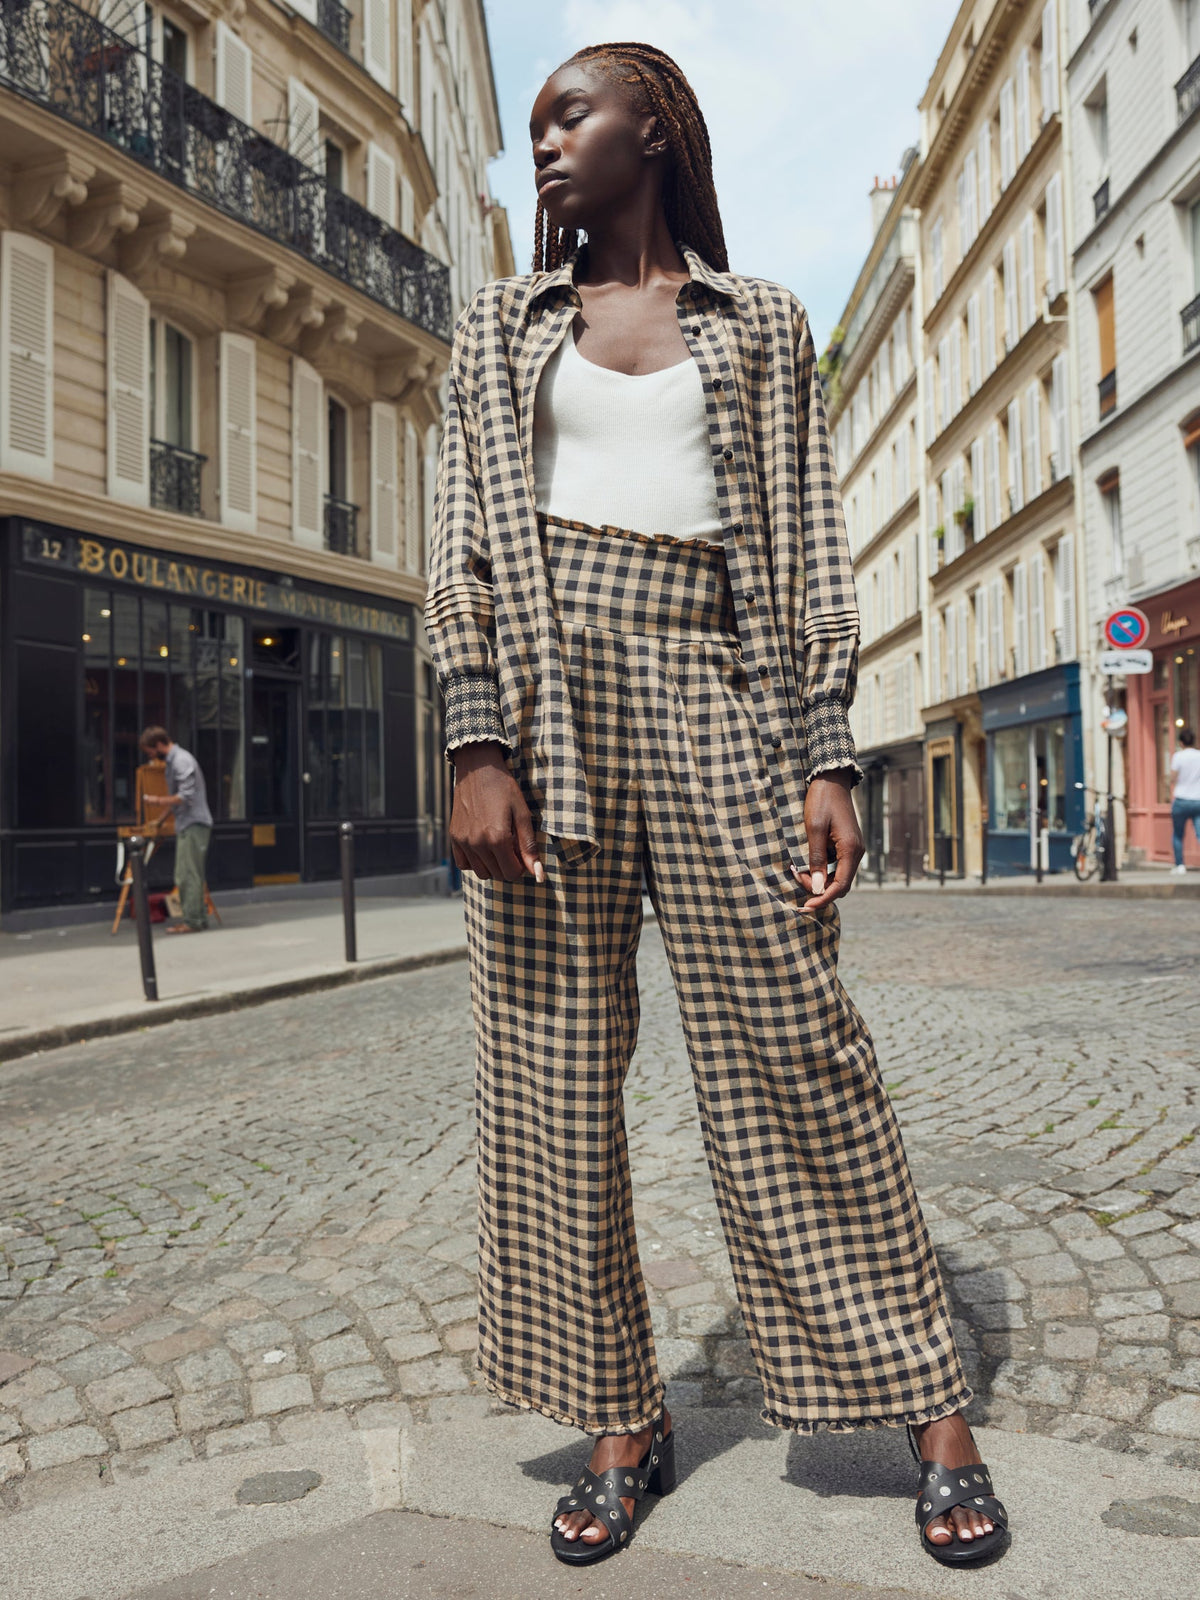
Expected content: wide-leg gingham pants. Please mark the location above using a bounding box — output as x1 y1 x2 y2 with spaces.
462 512 972 1437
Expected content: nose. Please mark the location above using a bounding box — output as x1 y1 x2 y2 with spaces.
531 130 560 168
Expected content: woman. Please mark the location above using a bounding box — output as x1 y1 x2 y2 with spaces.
426 41 1009 1570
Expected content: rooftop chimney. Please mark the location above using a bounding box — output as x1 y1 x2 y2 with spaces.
870 174 899 237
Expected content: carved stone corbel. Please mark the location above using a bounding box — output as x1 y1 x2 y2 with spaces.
376 349 438 407
69 180 149 257
14 153 96 231
266 284 330 348
120 211 196 280
227 266 295 330
301 303 363 362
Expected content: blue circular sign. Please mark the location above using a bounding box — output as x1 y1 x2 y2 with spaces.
1104 607 1150 649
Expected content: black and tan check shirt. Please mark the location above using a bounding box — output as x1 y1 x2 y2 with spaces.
425 241 863 869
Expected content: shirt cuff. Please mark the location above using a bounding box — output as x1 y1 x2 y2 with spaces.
441 668 510 757
802 698 864 788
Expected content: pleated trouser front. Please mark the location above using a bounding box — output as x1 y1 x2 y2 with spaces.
462 512 972 1437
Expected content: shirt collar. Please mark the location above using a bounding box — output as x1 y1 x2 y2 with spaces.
526 240 746 307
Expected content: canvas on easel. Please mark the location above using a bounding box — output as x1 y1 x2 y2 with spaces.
110 761 220 933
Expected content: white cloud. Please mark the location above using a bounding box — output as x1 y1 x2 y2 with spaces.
483 0 958 347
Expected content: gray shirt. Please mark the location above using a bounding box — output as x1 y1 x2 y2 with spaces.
165 744 213 833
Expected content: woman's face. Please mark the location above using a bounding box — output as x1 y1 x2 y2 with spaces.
528 62 661 232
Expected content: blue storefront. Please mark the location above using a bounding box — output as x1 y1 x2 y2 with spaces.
981 663 1085 876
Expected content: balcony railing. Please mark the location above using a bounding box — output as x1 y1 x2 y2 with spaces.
1098 367 1117 418
1183 292 1200 356
0 0 451 341
1093 178 1110 222
316 0 351 52
150 438 205 515
1178 55 1200 122
324 494 360 556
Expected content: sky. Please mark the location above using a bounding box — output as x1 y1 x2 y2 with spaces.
479 0 961 352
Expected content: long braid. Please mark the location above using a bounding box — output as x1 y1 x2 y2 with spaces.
532 42 728 275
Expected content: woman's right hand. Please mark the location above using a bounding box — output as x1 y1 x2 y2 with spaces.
449 744 544 882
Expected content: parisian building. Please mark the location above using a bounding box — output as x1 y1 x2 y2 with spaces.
0 0 512 921
910 0 1084 878
1067 0 1200 867
829 167 927 878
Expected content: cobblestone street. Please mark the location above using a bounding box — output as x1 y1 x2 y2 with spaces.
2 894 1200 1514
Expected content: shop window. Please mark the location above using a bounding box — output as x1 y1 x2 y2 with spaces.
306 632 385 819
1174 645 1199 735
1155 701 1174 805
993 726 1030 831
16 642 76 828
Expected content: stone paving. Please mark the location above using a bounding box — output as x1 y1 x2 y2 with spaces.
1 894 1199 1512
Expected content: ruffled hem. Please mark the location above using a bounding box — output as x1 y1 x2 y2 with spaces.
479 1371 667 1437
758 1384 974 1437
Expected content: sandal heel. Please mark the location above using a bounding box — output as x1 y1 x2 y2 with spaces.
646 1426 676 1496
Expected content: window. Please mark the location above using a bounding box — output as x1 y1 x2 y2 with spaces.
325 395 356 554
1003 237 1019 350
967 294 981 394
993 726 1031 831
1041 1 1060 119
324 140 344 191
938 336 951 427
1019 211 1037 334
1086 80 1109 180
306 635 385 820
962 150 978 250
931 218 945 301
1025 379 1044 500
978 118 993 224
1045 173 1065 300
1053 534 1076 659
144 5 189 76
1095 275 1116 417
1100 470 1123 576
983 269 998 377
999 77 1016 186
1016 47 1033 162
1049 353 1069 480
149 319 193 451
986 420 1002 530
1007 399 1024 513
971 437 986 536
1012 561 1029 676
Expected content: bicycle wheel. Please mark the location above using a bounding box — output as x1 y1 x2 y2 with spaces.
1073 826 1098 881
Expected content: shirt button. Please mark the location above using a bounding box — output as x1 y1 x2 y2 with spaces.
757 665 769 677
712 378 723 389
733 523 744 535
746 591 758 607
691 324 701 335
768 734 782 748
723 448 733 460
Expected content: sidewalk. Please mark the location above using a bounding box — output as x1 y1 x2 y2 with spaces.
0 895 469 1063
859 864 1200 896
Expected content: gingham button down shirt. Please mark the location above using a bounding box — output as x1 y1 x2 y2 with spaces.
426 242 863 870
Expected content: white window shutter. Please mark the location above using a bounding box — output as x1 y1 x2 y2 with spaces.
287 78 321 169
366 143 397 226
1058 534 1076 658
983 270 997 376
990 576 1005 680
964 150 977 247
106 270 149 504
950 327 962 415
1016 48 1032 160
1045 173 1064 300
938 336 950 428
218 332 256 532
291 356 324 548
291 0 317 22
1003 237 1019 349
1000 78 1016 185
214 23 253 123
399 174 415 237
1025 381 1043 500
1007 399 1024 513
0 231 55 481
363 0 392 90
987 421 1002 529
946 604 958 697
403 416 419 571
931 218 944 300
957 596 970 695
923 358 936 446
967 294 981 394
1019 212 1037 332
975 587 989 688
1013 562 1029 676
978 120 993 222
397 0 414 116
369 402 399 566
970 437 985 535
1030 548 1046 670
1050 352 1069 481
1041 0 1059 118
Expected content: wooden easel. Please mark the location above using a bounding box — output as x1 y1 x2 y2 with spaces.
110 761 220 934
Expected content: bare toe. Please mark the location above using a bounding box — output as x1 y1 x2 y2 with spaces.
925 1514 953 1545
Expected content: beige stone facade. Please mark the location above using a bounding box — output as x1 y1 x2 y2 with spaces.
0 0 511 916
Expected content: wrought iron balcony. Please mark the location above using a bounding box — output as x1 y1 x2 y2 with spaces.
1183 292 1200 356
150 438 205 515
1093 178 1110 222
1098 367 1117 418
316 0 351 53
324 494 360 556
1178 56 1200 122
0 0 451 341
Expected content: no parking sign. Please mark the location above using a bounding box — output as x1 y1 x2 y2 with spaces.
1103 606 1150 650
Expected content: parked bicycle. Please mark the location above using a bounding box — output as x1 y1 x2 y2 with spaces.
1071 782 1122 881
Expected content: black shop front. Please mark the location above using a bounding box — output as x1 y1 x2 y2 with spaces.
0 519 443 918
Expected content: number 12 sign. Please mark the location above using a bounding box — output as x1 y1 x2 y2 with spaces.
1103 607 1150 650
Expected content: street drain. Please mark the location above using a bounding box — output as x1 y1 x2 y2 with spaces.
1101 1496 1200 1537
236 1468 323 1505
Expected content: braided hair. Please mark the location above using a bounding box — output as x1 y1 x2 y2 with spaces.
532 42 728 275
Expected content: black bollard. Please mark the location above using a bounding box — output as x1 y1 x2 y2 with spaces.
876 840 884 888
904 831 911 887
340 821 357 963
127 836 159 1002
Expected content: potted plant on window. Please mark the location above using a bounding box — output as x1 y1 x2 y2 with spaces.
932 524 945 570
954 496 975 541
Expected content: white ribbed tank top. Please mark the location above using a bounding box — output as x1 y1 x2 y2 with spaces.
533 329 723 541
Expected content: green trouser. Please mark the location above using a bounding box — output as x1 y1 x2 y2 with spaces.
175 824 211 930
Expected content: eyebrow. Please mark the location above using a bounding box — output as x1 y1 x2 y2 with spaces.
528 86 591 137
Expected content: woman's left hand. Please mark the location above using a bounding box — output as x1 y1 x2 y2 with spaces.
793 771 865 911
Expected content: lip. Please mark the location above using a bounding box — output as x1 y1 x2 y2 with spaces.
537 171 569 193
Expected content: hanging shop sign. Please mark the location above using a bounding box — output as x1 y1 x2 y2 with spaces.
1098 649 1153 675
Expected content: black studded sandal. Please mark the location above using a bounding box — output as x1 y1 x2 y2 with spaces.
550 1423 676 1566
907 1424 1010 1566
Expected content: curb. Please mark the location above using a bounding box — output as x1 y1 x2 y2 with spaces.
856 881 1200 898
0 945 470 1067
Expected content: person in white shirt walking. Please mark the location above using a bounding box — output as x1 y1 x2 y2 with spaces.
1169 727 1200 874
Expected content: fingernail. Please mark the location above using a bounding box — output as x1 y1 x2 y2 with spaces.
534 861 544 883
812 870 825 894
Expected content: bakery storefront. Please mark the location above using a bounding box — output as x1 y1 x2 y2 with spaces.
1 519 443 917
1126 575 1200 866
